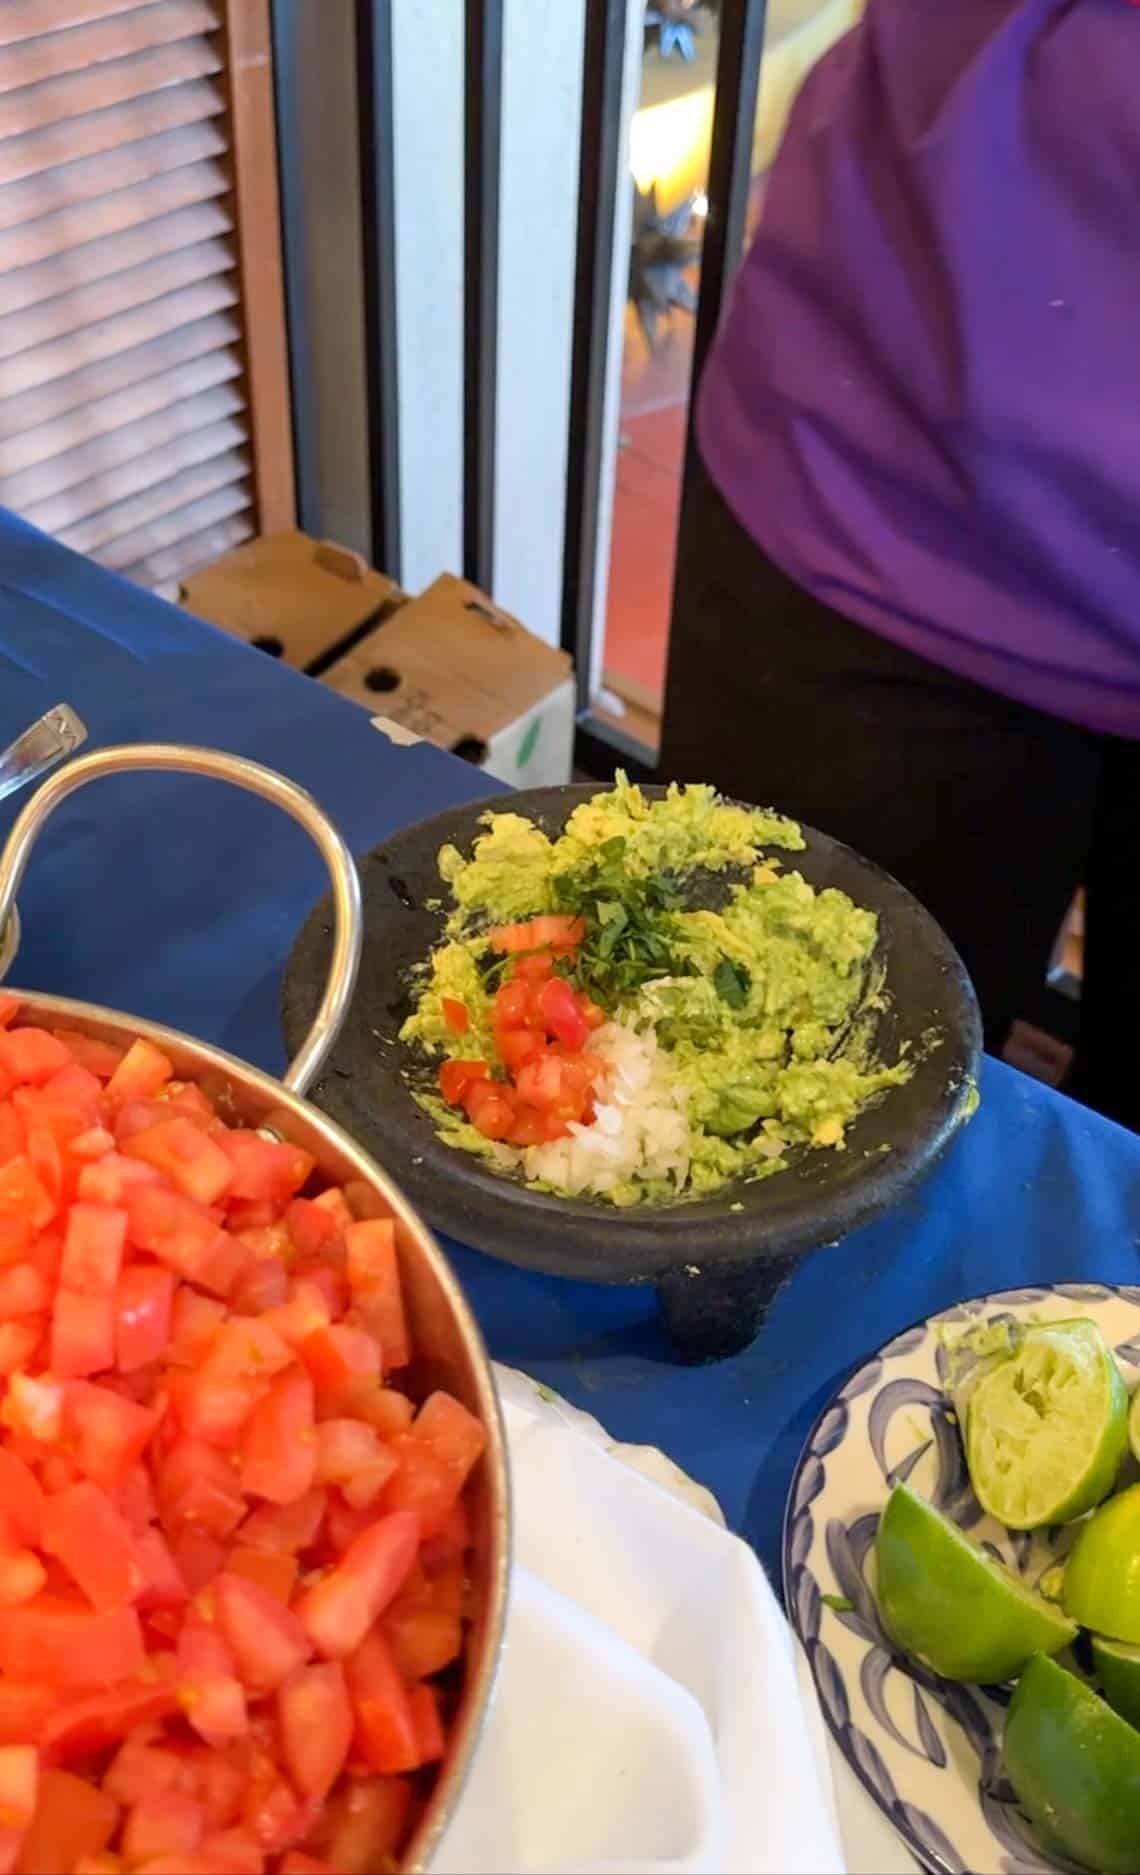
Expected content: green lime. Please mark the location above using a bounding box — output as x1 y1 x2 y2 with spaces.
1064 1483 1140 1642
965 1318 1127 1529
1005 1653 1140 1874
874 1483 1076 1681
1093 1635 1140 1728
1128 1385 1140 1466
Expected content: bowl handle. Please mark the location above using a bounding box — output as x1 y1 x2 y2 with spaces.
0 743 362 1097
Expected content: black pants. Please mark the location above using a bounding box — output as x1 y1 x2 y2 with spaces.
661 457 1140 1131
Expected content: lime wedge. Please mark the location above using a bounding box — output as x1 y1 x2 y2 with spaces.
965 1318 1127 1528
1128 1385 1140 1466
1005 1653 1140 1874
1093 1635 1140 1728
874 1483 1076 1682
1064 1483 1140 1642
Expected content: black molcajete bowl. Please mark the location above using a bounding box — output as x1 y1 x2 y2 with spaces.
283 786 982 1361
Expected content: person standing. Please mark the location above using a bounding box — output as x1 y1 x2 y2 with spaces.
661 0 1140 1125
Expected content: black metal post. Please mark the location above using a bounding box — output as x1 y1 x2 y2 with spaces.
463 0 504 593
560 0 628 708
355 0 402 580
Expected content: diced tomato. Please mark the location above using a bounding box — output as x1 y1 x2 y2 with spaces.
277 1663 352 1801
0 1030 70 1087
0 1027 483 1870
412 1390 487 1487
133 1530 188 1613
40 1680 178 1765
176 1610 247 1747
115 1264 174 1373
298 1324 380 1403
124 1120 233 1207
168 1529 228 1599
51 1287 114 1377
0 1683 59 1748
66 1127 115 1164
380 1433 462 1537
158 1440 245 1540
0 1552 45 1609
384 1606 463 1681
236 1486 326 1556
167 1290 226 1368
497 1028 542 1075
211 1575 309 1694
343 1219 409 1372
199 1829 265 1874
0 1159 54 1232
313 1777 411 1874
410 1682 445 1764
0 1747 35 1875
230 1258 289 1315
464 1080 516 1141
310 1187 354 1232
239 1757 318 1856
437 1058 487 1107
77 1152 162 1208
283 1199 339 1262
314 1420 396 1510
0 1597 144 1688
240 1367 316 1505
42 1063 104 1125
59 1203 127 1296
298 1512 420 1659
513 949 555 982
487 914 584 955
167 1368 265 1447
53 1031 125 1081
279 1856 334 1875
41 1481 145 1610
349 1385 414 1438
15 1767 119 1875
537 974 589 1051
0 1214 30 1270
1 1375 63 1446
440 997 470 1039
0 1323 40 1377
225 1547 297 1607
124 1188 243 1299
104 1039 174 1106
260 1282 329 1351
0 1450 43 1552
346 1628 419 1774
65 1381 156 1489
122 1789 205 1865
217 1133 314 1207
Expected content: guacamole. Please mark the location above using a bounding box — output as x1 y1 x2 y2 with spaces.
401 776 911 1203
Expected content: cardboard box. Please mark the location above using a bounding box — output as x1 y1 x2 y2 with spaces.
179 531 403 672
322 573 576 787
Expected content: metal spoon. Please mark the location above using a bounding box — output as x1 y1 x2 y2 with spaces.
0 704 87 805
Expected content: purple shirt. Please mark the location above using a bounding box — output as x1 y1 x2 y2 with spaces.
698 0 1140 737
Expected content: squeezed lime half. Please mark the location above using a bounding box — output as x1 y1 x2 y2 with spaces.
964 1318 1127 1529
874 1483 1076 1682
1005 1653 1140 1874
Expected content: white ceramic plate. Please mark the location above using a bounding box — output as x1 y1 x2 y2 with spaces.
782 1283 1140 1875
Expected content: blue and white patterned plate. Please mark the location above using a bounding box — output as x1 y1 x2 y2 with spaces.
782 1284 1140 1875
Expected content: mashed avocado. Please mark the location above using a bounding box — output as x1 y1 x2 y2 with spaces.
400 776 911 1204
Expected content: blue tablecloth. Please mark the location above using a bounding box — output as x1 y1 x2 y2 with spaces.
2 509 1138 1586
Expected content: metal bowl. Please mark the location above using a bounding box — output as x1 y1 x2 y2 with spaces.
0 744 510 1873
283 784 982 1361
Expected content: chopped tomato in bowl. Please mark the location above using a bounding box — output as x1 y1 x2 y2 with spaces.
0 1005 496 1875
436 922 606 1149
